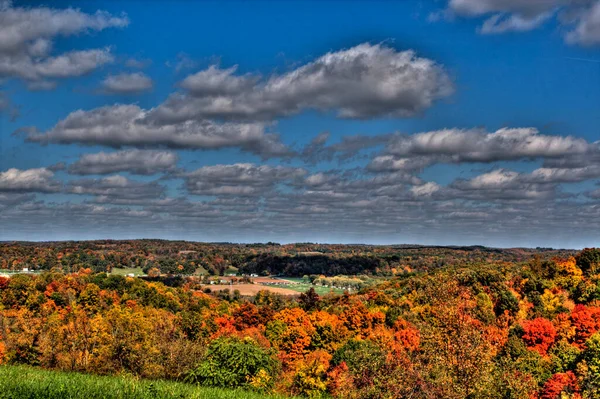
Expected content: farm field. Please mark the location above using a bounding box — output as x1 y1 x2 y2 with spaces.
0 365 293 399
273 279 344 295
110 267 144 276
204 283 299 296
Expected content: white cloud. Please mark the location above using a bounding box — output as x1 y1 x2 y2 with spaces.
100 72 153 94
565 1 600 45
411 182 441 197
438 0 600 46
68 149 178 175
68 175 165 200
185 163 306 196
23 104 291 158
369 128 594 172
0 167 60 192
151 43 453 122
0 1 127 86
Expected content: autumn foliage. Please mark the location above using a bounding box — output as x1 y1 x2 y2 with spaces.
521 318 557 355
1 246 600 398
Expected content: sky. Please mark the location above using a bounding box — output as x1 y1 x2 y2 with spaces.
0 0 599 248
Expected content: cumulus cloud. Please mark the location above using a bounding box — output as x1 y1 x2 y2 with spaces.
0 1 127 86
447 169 559 201
410 182 442 197
68 175 165 200
447 165 600 201
100 72 153 94
442 0 563 34
438 0 600 45
0 167 61 192
21 104 291 158
528 166 600 183
68 149 178 175
150 43 453 123
368 128 593 172
565 1 600 45
449 0 563 17
0 48 115 82
185 163 306 196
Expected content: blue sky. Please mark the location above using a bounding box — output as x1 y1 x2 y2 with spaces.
1 0 599 247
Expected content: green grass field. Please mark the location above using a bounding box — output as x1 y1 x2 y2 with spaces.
275 278 343 295
110 267 145 276
0 365 294 399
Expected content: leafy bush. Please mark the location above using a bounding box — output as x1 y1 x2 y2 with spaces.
186 337 279 390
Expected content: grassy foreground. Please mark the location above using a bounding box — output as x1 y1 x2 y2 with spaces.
0 365 292 399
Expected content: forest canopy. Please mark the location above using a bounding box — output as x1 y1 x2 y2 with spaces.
1 242 599 398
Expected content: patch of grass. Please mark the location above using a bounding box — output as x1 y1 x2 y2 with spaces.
0 365 294 399
111 267 144 276
277 277 305 283
274 278 343 295
283 284 343 295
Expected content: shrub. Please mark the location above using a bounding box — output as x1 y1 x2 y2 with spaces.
186 337 279 390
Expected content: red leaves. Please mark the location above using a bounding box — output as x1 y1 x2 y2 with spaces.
327 361 353 397
571 304 600 346
521 318 556 355
393 319 420 352
541 372 580 399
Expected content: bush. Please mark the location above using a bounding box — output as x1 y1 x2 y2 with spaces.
186 337 279 390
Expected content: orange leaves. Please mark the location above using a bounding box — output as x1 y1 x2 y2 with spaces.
212 315 236 339
554 257 582 277
570 304 600 346
521 318 557 355
327 361 354 397
393 319 420 352
276 308 313 332
339 301 385 337
541 371 580 399
0 341 5 364
232 302 261 330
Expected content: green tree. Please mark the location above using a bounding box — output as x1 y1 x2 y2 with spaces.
186 337 279 389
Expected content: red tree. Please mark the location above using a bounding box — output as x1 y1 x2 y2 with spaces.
521 318 556 355
541 371 580 399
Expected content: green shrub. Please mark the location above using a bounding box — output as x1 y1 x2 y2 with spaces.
186 337 279 389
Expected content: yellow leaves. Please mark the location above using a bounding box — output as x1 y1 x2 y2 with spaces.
516 298 534 321
540 288 569 318
556 257 582 277
554 313 576 342
249 369 272 392
289 350 331 398
555 256 584 288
